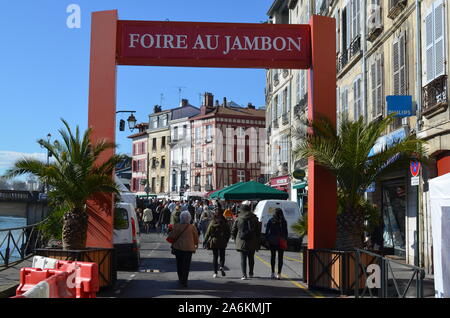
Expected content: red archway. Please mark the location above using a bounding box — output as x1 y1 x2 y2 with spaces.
86 10 337 253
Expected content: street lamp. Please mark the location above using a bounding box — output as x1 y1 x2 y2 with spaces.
38 133 52 193
116 110 137 132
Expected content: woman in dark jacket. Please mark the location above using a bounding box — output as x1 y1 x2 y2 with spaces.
204 203 231 278
265 208 288 279
231 202 261 280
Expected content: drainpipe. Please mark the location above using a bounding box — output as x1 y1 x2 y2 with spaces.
362 0 368 125
415 0 423 268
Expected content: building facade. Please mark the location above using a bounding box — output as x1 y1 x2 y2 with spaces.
168 99 200 201
187 93 266 198
148 106 171 199
128 123 149 196
266 0 450 272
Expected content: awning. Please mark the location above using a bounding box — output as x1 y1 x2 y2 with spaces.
219 181 289 200
209 182 244 199
293 181 307 190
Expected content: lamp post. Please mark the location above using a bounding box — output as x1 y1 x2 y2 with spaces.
116 110 137 132
38 133 52 193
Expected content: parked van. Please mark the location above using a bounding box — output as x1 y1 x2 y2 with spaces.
253 200 302 249
113 202 141 270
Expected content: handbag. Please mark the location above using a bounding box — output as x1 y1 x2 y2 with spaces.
279 237 288 250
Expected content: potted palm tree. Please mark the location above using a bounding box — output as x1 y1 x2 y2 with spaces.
293 114 427 294
3 119 121 287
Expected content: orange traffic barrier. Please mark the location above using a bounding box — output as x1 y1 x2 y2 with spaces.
55 260 99 298
13 260 99 298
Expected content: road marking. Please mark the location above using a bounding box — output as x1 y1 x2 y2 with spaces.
284 256 303 263
254 254 324 298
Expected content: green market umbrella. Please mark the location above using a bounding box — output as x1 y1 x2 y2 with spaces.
219 181 289 201
209 182 244 199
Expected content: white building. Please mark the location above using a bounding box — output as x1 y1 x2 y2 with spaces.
168 99 200 200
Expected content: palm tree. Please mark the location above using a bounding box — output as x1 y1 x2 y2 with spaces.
3 119 121 250
293 114 427 250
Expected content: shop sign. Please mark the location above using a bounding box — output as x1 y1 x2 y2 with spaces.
117 21 311 69
386 95 414 117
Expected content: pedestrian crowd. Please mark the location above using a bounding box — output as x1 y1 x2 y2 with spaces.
135 198 288 288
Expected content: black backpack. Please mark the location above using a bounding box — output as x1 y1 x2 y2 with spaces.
240 219 253 240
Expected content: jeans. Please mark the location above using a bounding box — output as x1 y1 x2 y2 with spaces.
270 249 284 274
160 224 168 234
212 248 226 273
174 250 193 286
240 250 255 277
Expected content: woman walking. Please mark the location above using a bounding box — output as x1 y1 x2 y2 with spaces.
265 208 288 280
231 201 261 280
167 211 199 288
199 203 213 242
204 203 231 278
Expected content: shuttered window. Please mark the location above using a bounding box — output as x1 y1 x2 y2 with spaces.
353 77 363 120
393 32 407 95
425 0 446 84
351 0 361 40
371 55 384 118
341 87 349 121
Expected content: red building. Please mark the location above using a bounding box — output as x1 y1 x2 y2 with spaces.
187 93 266 198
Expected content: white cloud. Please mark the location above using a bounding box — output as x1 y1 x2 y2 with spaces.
0 151 48 174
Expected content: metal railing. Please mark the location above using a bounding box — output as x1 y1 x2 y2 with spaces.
355 249 425 298
0 222 46 269
422 75 448 114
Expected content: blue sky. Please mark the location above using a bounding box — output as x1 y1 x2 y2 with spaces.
0 0 273 175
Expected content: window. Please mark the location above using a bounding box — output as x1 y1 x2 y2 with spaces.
161 156 166 168
425 0 446 84
195 127 201 143
353 77 363 120
195 149 201 163
206 148 213 163
280 135 288 164
172 172 177 192
340 87 349 122
114 208 129 230
161 136 166 148
151 117 158 129
161 115 168 126
206 125 212 141
151 178 156 192
206 174 212 186
237 170 245 183
282 88 288 115
152 138 157 150
371 54 384 118
237 149 245 163
195 175 201 186
393 31 407 95
180 171 187 188
277 92 282 118
160 176 165 193
351 0 361 41
173 126 179 141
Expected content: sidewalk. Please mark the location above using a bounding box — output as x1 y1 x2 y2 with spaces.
0 257 32 298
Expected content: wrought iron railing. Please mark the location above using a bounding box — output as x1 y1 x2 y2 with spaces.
355 249 425 298
422 75 448 114
0 222 46 269
388 0 407 19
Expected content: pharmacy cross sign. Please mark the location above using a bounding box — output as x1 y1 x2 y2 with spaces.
87 10 337 251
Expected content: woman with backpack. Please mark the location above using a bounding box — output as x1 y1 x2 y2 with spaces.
204 202 231 278
265 208 288 280
231 201 261 280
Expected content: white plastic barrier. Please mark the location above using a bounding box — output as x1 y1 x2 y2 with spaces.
21 280 50 298
32 256 59 269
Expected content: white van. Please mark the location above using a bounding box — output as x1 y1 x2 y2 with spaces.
253 200 302 248
113 202 141 270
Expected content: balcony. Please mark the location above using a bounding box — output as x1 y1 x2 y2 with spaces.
337 51 349 73
205 185 213 192
195 163 202 168
282 69 289 78
422 75 448 118
337 36 362 74
272 119 279 129
388 0 407 20
294 95 308 118
194 185 201 191
206 161 214 167
205 137 213 144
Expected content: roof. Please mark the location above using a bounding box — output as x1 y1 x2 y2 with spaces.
190 105 265 121
170 105 200 121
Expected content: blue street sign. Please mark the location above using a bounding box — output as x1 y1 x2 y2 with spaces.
386 95 414 117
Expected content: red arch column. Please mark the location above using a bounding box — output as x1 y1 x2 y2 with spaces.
307 15 337 250
86 10 118 248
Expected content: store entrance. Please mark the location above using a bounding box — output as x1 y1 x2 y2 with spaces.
382 178 406 257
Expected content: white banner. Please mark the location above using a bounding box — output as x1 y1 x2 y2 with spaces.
429 173 450 298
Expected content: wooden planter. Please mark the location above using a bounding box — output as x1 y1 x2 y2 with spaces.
307 249 379 295
34 247 116 289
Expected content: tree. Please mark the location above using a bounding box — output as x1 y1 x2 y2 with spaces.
3 119 121 250
293 114 427 250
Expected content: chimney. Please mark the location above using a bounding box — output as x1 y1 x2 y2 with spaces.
180 99 189 107
203 92 214 107
247 103 255 109
154 105 162 113
215 100 220 106
223 97 227 107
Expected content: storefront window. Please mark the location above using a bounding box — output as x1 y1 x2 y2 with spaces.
382 180 406 257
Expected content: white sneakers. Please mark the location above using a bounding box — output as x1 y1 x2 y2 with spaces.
271 273 281 280
241 276 248 280
213 273 218 278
